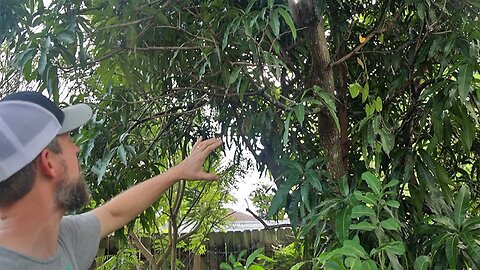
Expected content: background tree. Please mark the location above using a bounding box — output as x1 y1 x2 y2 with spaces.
2 0 480 268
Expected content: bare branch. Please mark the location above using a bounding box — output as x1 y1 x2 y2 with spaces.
94 17 153 33
245 208 291 229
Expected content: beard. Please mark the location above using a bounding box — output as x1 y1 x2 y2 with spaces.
53 161 90 212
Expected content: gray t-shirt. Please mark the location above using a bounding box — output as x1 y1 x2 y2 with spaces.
0 212 100 270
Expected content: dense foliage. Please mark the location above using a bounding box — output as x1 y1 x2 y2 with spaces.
1 0 480 269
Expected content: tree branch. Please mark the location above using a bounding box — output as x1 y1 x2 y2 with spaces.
245 208 291 229
129 45 209 51
94 17 153 32
129 232 158 269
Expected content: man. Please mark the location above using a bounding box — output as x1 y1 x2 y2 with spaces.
0 91 223 269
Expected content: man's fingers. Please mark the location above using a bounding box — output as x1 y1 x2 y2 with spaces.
201 173 219 181
192 136 203 150
196 138 222 152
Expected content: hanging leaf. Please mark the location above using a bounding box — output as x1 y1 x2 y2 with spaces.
270 9 280 37
293 104 305 126
453 185 470 226
335 206 351 242
362 82 369 103
445 235 459 269
277 8 297 40
349 83 362 98
379 128 394 156
458 63 473 102
117 145 128 166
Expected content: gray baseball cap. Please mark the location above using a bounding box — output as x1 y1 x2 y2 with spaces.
0 91 92 182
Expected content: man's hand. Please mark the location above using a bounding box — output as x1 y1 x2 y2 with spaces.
92 136 223 238
170 137 223 181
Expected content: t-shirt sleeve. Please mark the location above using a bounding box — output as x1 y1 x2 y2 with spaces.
60 211 101 270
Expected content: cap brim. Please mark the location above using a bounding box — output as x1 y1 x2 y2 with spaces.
59 104 92 134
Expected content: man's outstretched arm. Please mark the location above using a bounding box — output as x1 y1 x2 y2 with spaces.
91 137 222 239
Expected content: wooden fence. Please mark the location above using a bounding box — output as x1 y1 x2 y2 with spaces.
95 228 294 270
191 228 294 270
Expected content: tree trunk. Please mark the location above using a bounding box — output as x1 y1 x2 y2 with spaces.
289 1 348 180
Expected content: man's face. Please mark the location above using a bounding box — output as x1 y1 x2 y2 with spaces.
53 160 90 211
53 134 90 211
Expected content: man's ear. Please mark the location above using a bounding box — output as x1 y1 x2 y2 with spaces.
37 149 57 178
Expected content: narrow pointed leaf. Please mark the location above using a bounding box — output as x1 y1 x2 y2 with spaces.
454 185 470 226
362 171 381 195
458 63 473 102
445 235 458 269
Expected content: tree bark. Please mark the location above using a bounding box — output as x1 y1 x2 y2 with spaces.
288 0 348 180
308 19 347 180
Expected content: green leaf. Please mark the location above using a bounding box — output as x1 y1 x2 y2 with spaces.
248 265 265 270
270 9 280 37
317 91 340 131
79 47 88 68
305 170 322 191
335 206 351 242
350 221 375 231
361 171 381 195
38 49 48 75
305 157 325 170
365 103 375 116
91 149 115 185
349 83 362 98
354 191 377 205
374 97 383 112
268 0 274 9
454 185 470 226
301 182 311 211
433 216 456 231
339 175 349 196
383 241 405 255
351 205 375 218
220 262 233 270
154 11 170 25
293 104 305 126
384 200 400 208
362 82 369 103
126 25 138 47
445 235 458 269
380 218 401 231
383 180 399 189
268 181 291 217
229 67 241 86
460 232 480 265
458 63 473 102
379 128 394 156
117 145 127 166
289 262 307 270
56 31 75 44
277 8 297 40
362 260 378 270
463 216 480 231
413 256 431 270
246 248 263 267
344 238 368 257
282 111 292 145
416 2 425 21
460 111 475 152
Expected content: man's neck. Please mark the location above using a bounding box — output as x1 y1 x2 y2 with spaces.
0 184 63 259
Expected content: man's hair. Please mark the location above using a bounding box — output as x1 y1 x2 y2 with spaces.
0 138 62 207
